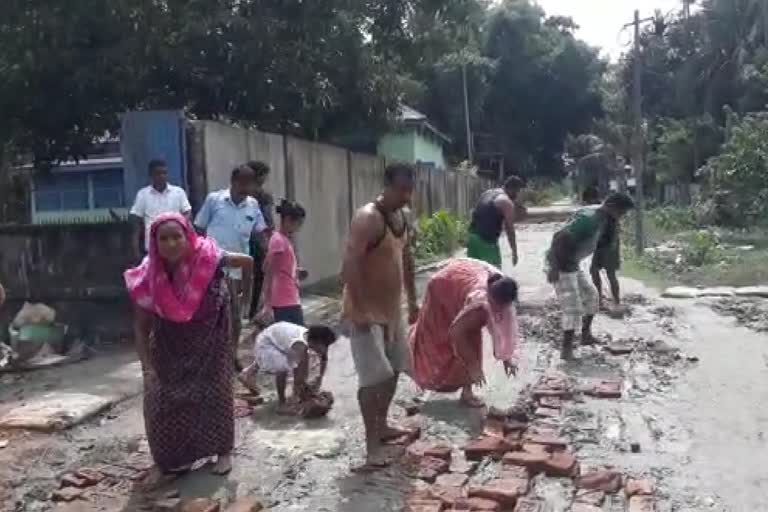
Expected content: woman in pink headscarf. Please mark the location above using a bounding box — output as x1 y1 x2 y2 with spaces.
124 213 253 480
409 258 522 408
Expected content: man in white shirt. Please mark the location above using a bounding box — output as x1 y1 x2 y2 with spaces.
129 159 192 257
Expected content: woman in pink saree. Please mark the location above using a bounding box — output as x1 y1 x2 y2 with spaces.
409 258 521 407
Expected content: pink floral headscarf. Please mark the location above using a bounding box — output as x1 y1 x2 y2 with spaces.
124 213 221 322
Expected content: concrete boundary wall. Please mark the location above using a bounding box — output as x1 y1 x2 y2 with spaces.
188 121 494 285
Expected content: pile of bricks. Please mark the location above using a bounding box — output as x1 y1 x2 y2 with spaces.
403 371 657 512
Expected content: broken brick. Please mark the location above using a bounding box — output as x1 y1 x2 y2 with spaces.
180 498 221 512
534 407 559 419
576 470 623 493
436 473 469 488
429 485 466 507
452 497 500 511
531 387 572 400
405 499 445 512
411 456 450 483
570 504 602 512
52 487 84 502
538 397 562 409
523 434 568 450
574 489 605 506
625 479 654 497
585 380 623 399
74 468 104 486
224 497 264 512
468 479 529 506
521 443 549 455
407 441 453 462
513 497 544 512
606 343 634 355
542 451 579 478
462 437 514 461
60 474 89 489
482 419 506 438
502 451 549 474
628 496 655 512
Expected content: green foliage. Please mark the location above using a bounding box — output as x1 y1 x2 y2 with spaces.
414 210 468 262
519 180 566 206
650 207 699 232
680 230 722 266
701 113 768 224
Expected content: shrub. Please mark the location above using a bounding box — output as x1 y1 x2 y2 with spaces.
413 210 468 262
680 230 721 267
650 207 699 232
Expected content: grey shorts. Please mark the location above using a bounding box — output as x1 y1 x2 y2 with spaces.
350 324 411 388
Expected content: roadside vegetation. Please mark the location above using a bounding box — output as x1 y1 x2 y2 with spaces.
413 210 468 264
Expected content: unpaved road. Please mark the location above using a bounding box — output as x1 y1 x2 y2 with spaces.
1 222 768 511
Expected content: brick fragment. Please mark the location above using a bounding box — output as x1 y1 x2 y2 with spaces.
60 474 89 489
180 498 220 512
468 479 529 506
573 489 605 506
531 387 572 399
575 470 623 493
412 456 450 483
542 451 579 477
625 479 654 497
52 487 84 502
538 397 562 409
429 485 466 507
436 473 469 488
224 497 264 512
523 434 569 450
570 504 602 512
74 468 104 486
628 495 655 512
513 497 544 512
451 497 500 511
585 380 623 399
483 419 506 438
405 499 445 512
407 441 453 462
462 437 514 461
501 451 548 474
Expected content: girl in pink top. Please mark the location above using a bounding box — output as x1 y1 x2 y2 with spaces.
258 200 306 325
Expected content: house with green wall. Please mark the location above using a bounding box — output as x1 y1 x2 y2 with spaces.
377 105 451 171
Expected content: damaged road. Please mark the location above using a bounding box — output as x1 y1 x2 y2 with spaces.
1 222 767 511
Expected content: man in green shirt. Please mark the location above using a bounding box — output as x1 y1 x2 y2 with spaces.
545 193 635 360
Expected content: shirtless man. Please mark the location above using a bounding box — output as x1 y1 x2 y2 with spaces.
341 162 419 468
467 175 525 268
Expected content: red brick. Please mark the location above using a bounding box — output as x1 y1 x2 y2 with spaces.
224 497 264 512
436 473 469 488
523 434 569 450
180 498 221 512
483 419 507 438
628 496 655 512
52 487 84 502
462 437 514 461
451 497 500 511
407 441 453 462
625 479 654 497
429 485 466 507
513 497 544 512
412 456 451 483
531 387 572 399
521 443 549 455
574 489 605 506
585 380 623 399
501 451 548 473
570 504 601 512
405 499 445 512
468 479 529 506
538 397 562 409
576 470 623 493
542 451 579 477
60 474 89 489
74 468 104 486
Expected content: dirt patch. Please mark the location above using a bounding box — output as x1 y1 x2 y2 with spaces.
710 297 768 332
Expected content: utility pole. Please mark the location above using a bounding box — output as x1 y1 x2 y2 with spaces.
462 63 474 163
624 9 655 255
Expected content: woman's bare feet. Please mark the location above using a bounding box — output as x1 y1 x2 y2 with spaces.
460 386 485 408
211 454 232 475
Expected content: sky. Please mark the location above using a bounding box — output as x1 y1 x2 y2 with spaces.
533 0 684 59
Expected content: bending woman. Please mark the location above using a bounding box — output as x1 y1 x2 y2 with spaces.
124 213 253 480
409 258 521 408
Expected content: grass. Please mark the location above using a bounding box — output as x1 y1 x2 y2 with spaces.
620 208 768 288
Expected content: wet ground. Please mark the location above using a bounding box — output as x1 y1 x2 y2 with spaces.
1 222 768 511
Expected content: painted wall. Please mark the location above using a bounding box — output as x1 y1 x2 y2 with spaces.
413 131 447 170
377 132 414 164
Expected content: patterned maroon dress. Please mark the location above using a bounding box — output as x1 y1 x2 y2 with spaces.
143 266 234 471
